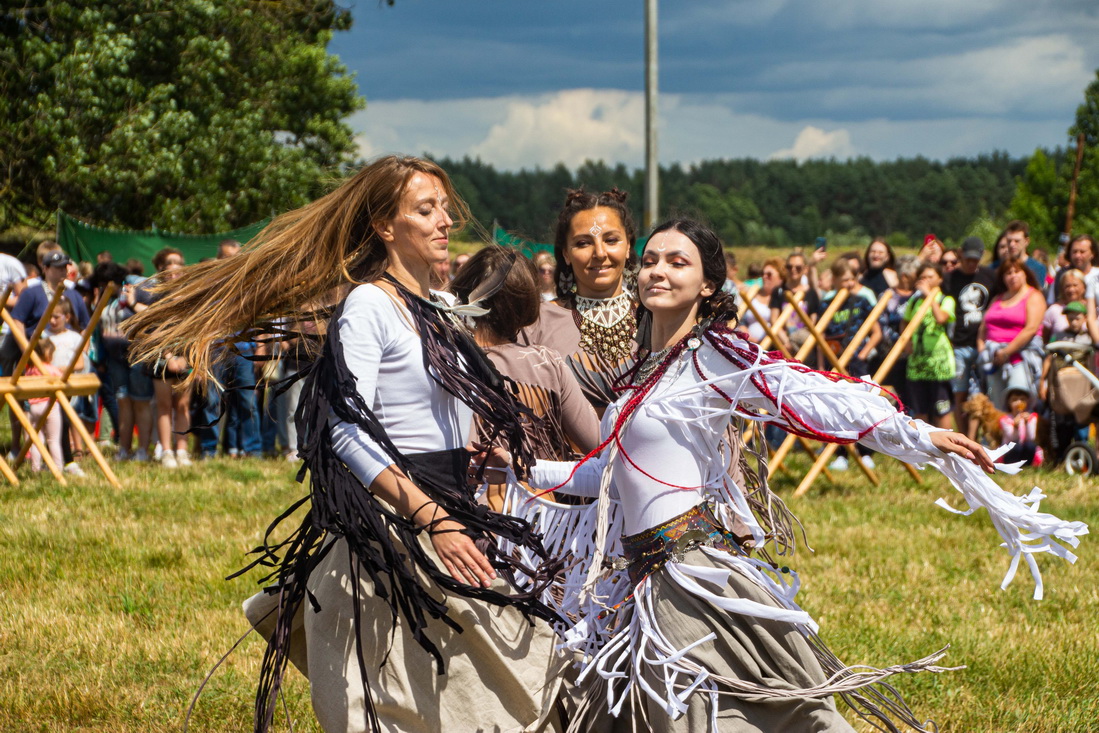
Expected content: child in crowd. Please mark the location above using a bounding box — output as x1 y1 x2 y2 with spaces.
43 299 90 475
1039 301 1094 445
903 262 956 428
819 259 882 471
1000 388 1044 467
25 339 64 472
817 259 881 376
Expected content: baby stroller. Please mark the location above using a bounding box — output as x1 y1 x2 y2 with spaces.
1045 340 1099 475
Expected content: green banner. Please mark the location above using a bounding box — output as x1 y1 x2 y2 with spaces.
492 224 550 257
57 210 269 275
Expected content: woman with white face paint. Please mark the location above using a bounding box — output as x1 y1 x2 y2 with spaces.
522 188 641 418
482 219 1086 733
128 155 566 733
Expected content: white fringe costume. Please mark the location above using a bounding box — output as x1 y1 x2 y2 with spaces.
496 333 1087 732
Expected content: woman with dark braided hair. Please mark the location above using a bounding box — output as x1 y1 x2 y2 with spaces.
483 219 1086 732
522 188 640 416
127 155 566 733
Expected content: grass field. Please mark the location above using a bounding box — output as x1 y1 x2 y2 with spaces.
1 453 1096 733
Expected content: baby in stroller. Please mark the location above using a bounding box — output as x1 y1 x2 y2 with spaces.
1040 301 1099 473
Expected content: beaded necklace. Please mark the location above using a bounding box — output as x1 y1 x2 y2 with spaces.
572 291 636 362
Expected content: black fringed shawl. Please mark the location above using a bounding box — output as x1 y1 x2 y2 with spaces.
238 280 564 733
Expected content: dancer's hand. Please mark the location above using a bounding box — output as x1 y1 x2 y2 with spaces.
467 443 512 484
429 519 497 588
930 430 995 474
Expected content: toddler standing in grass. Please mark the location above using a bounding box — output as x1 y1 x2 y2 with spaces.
26 338 64 472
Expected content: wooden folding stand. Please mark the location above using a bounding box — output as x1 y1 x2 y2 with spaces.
791 289 939 498
743 287 848 467
736 288 836 480
0 282 121 488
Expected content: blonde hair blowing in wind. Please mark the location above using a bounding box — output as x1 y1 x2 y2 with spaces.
126 155 471 388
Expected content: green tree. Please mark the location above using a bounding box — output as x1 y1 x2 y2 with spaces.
1067 70 1099 239
1007 69 1099 248
0 0 363 233
1006 149 1066 250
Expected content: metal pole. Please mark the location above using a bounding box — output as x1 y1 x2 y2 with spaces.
644 0 658 230
1065 132 1086 239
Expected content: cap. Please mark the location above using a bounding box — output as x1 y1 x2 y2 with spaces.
961 236 985 260
42 251 71 268
923 234 938 247
1064 301 1087 315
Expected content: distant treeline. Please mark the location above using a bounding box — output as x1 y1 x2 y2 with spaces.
439 153 1027 250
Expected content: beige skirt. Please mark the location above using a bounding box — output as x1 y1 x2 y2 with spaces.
245 536 566 733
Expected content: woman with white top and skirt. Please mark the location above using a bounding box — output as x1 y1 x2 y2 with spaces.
128 155 566 733
483 219 1087 733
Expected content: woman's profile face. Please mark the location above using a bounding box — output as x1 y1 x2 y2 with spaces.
563 207 629 298
379 172 453 268
638 229 711 316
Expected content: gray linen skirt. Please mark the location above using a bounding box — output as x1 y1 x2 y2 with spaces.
575 547 856 733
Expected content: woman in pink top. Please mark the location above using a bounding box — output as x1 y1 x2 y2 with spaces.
977 260 1046 409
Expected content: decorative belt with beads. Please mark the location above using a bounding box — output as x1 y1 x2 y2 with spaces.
616 502 743 586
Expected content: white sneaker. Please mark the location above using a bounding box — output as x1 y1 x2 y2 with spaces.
829 455 849 471
228 448 240 458
133 449 149 462
860 455 876 470
153 443 164 460
175 450 193 467
64 461 85 476
285 451 300 462
160 451 179 469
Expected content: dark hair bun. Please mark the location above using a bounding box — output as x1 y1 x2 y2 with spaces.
700 289 738 324
564 188 590 207
604 187 629 204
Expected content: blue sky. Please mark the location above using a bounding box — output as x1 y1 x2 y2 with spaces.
329 0 1099 170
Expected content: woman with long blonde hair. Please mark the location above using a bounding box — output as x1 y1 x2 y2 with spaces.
128 155 565 733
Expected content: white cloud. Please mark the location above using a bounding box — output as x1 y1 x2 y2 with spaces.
769 126 855 161
342 88 1075 171
469 90 644 170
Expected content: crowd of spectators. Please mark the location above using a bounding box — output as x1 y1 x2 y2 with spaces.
0 239 304 473
2 218 1094 476
723 221 1099 470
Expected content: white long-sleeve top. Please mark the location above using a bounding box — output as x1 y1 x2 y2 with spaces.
330 284 473 488
530 335 940 537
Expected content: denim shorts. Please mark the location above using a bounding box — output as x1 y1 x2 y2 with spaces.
106 355 153 401
951 345 979 395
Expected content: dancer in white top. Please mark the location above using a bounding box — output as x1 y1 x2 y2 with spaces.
483 219 1087 733
129 155 565 733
